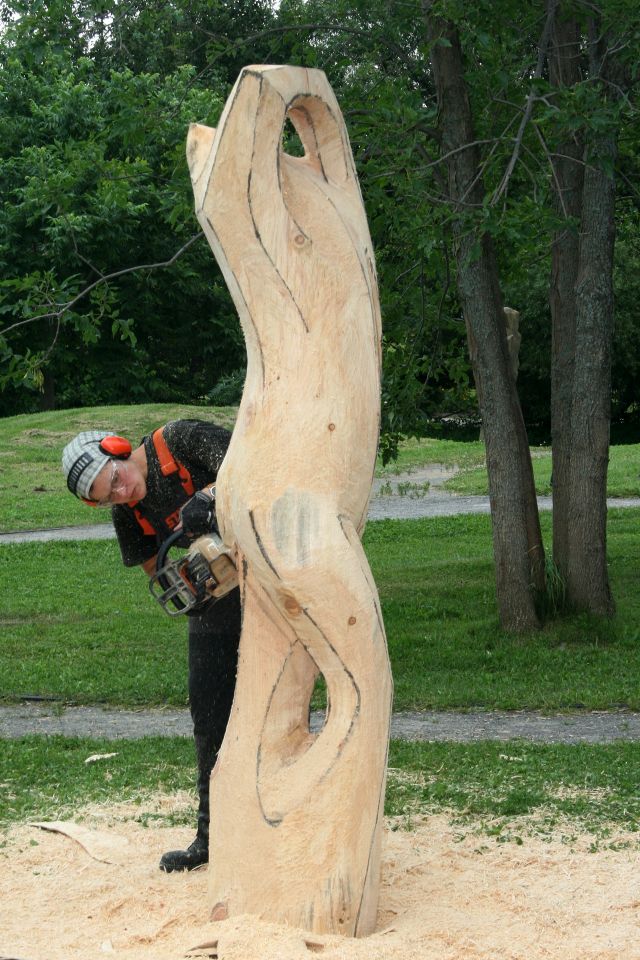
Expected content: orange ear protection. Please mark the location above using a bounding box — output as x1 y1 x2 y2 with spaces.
99 435 132 459
82 435 132 506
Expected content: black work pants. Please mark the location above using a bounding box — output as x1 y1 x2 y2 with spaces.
187 586 242 747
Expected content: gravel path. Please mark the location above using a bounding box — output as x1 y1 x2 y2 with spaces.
2 702 639 743
2 467 639 544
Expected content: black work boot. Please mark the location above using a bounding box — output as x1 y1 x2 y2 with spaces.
159 734 215 873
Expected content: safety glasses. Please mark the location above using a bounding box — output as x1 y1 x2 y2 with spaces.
90 460 129 507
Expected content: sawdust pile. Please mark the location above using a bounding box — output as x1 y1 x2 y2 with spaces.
1 793 639 960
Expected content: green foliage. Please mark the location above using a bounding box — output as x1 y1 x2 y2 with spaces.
205 368 246 406
0 2 261 414
1 0 640 445
272 0 640 447
537 555 568 621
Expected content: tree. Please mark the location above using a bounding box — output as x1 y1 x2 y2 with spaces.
268 0 639 625
0 0 280 414
2 0 639 625
545 1 636 615
423 5 545 630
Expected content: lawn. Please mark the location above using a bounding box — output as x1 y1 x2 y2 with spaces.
2 736 639 844
1 405 638 531
445 443 640 497
2 405 639 847
0 403 238 532
1 510 638 710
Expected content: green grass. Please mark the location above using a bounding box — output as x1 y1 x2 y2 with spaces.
2 736 639 845
0 403 238 532
387 740 640 844
1 405 638 530
376 436 486 475
369 509 640 710
446 443 640 497
2 510 639 710
0 736 195 826
0 540 189 705
2 406 483 531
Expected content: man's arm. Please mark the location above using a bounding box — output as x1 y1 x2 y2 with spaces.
179 485 217 538
139 490 216 577
142 555 158 577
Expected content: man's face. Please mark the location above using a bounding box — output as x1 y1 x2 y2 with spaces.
89 459 146 505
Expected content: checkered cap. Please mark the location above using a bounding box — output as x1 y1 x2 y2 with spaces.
61 431 113 500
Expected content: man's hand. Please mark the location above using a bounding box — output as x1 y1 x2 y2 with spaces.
179 487 217 539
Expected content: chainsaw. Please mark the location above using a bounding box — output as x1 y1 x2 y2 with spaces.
149 527 239 616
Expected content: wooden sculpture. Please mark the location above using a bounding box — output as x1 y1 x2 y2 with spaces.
186 65 392 938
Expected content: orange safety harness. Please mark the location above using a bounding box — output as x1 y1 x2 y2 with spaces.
129 427 195 539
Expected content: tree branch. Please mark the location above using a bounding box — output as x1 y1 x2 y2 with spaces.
491 0 560 204
415 138 499 173
197 21 422 77
1 234 203 337
534 125 573 218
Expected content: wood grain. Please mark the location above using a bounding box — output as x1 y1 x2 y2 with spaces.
187 65 392 937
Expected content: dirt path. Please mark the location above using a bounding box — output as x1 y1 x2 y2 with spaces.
2 702 640 743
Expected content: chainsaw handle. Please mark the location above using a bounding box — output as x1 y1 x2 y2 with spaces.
153 528 191 613
155 527 187 574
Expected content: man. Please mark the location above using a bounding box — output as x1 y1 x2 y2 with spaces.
61 419 241 872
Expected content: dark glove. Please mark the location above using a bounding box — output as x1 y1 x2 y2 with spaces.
179 488 217 539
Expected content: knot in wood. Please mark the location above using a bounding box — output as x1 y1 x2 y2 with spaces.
348 616 357 625
283 595 301 617
328 422 336 432
294 233 306 246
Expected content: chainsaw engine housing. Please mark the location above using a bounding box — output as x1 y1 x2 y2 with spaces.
149 531 238 616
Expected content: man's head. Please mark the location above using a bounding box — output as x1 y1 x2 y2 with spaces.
62 431 132 503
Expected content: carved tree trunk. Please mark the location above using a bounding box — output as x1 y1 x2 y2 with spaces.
187 66 392 937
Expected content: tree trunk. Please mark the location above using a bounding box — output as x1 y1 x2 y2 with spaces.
40 367 56 410
565 144 616 614
565 25 619 615
425 10 544 631
547 5 583 580
187 65 392 936
548 13 620 616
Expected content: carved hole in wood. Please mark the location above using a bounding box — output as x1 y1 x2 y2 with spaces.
279 95 349 184
282 117 305 157
256 628 359 827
